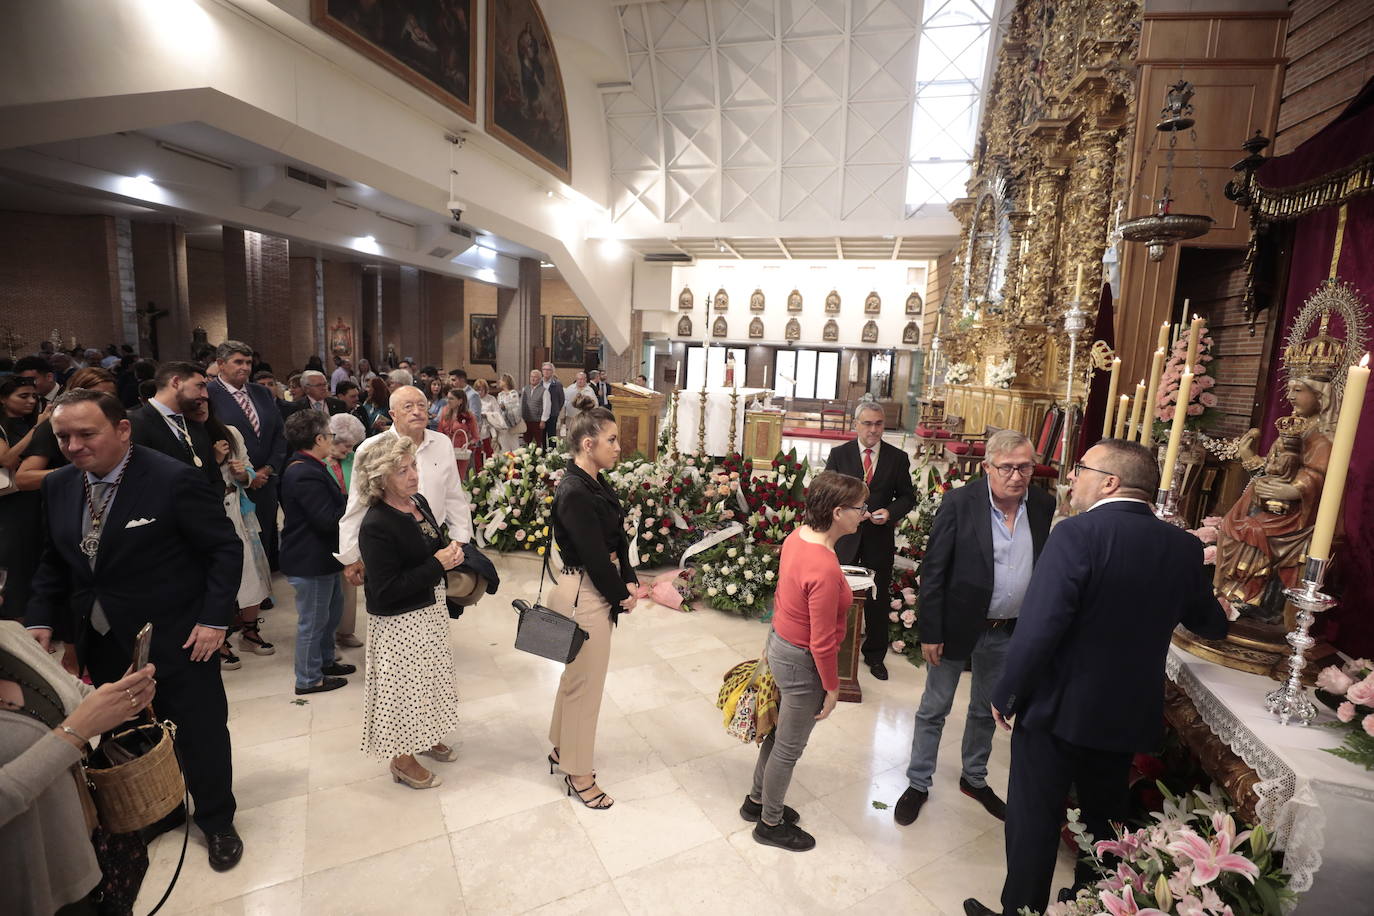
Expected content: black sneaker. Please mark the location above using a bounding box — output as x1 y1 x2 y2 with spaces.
239 619 275 656
959 777 1006 821
260 597 274 611
322 662 357 676
752 820 816 852
219 642 242 671
739 796 800 825
893 786 929 826
295 676 347 695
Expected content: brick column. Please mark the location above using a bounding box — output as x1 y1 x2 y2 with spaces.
132 222 192 360
497 257 541 378
397 266 426 366
222 227 290 368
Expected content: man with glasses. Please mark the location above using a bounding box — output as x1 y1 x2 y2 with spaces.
823 401 915 680
962 440 1227 916
895 429 1054 829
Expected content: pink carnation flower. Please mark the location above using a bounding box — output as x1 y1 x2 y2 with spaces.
1337 701 1356 723
1364 714 1374 737
1345 674 1374 706
1202 545 1217 565
1202 516 1224 527
1316 665 1355 695
891 599 903 610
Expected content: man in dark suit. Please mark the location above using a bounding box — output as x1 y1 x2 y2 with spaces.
963 439 1229 916
895 430 1055 828
334 380 371 430
26 390 247 871
128 360 221 492
588 369 610 407
209 340 286 570
824 401 915 680
296 369 346 416
540 362 565 443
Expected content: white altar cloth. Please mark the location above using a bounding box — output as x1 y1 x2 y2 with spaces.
674 387 767 457
1166 645 1374 912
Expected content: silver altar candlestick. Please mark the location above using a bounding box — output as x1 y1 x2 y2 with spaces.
1153 486 1185 526
1059 302 1087 485
1265 556 1336 726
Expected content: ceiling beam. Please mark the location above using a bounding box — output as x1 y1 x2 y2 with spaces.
775 237 792 259
719 238 744 259
834 237 843 259
892 236 903 259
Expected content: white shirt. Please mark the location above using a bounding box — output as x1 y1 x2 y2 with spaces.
1088 496 1152 511
334 426 474 565
540 380 552 422
564 383 595 417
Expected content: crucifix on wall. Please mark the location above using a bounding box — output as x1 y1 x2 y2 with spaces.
137 300 169 360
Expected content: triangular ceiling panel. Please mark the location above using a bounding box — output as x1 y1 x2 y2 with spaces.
666 168 719 222
852 0 919 34
779 0 847 39
647 0 711 50
664 110 718 169
722 168 777 220
612 169 663 222
721 108 777 168
608 116 661 171
719 44 777 107
715 0 776 44
849 33 916 101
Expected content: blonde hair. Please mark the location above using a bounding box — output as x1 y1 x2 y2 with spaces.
353 434 416 505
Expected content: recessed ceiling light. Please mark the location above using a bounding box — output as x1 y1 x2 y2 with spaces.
133 174 154 184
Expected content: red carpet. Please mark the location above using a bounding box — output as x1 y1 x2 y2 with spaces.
782 427 853 441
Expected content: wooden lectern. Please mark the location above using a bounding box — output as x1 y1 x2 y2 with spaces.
837 587 867 703
608 383 665 460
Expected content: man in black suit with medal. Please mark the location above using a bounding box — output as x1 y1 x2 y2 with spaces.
26 390 247 871
824 401 915 680
128 361 221 492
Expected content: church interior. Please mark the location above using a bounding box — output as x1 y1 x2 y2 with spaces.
2 0 1374 914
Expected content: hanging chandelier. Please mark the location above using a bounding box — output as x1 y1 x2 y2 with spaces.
1118 80 1214 261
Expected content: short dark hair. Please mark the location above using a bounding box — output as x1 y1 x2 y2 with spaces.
52 388 126 426
0 375 36 400
336 380 359 398
1095 438 1160 497
138 379 158 401
253 369 276 382
215 340 253 363
133 358 157 381
13 355 53 376
451 368 468 382
285 408 329 453
567 406 616 455
804 470 868 532
154 361 205 390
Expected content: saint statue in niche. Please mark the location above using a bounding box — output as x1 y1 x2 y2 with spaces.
749 288 765 312
861 320 879 343
330 316 354 357
906 291 923 315
902 321 919 345
714 288 729 312
724 353 737 387
677 315 693 337
712 316 728 338
822 319 839 341
678 286 694 310
864 291 881 315
787 289 803 313
784 317 801 341
748 317 764 339
825 290 841 314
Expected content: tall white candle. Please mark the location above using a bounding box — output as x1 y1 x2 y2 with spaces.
1309 354 1371 562
1159 371 1193 493
1128 379 1146 440
1141 348 1166 445
1101 357 1122 437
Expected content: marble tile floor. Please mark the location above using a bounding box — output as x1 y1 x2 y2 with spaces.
134 549 1073 915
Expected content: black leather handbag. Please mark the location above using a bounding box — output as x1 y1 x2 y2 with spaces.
511 550 588 663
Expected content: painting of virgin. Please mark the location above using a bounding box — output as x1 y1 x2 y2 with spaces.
486 0 571 182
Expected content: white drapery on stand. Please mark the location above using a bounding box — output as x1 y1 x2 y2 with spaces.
673 387 767 457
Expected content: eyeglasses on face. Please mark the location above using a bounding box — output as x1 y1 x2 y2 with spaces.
988 462 1034 478
1071 462 1115 479
841 505 870 514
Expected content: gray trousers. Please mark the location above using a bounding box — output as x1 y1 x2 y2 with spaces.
749 630 826 826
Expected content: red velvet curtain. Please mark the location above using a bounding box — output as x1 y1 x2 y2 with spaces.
1253 82 1374 656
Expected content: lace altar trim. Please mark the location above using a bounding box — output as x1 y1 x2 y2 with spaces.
1165 654 1324 895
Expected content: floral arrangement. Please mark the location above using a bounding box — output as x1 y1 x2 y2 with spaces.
1154 323 1220 434
946 361 974 385
467 444 565 555
885 463 966 666
988 357 1017 390
886 566 922 666
1314 658 1374 770
742 450 809 545
693 540 780 618
1032 784 1293 916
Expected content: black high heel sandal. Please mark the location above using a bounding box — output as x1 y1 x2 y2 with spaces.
547 750 594 778
564 775 613 809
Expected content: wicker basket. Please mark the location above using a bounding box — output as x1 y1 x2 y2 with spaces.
86 720 185 834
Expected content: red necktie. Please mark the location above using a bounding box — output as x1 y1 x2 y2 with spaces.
328 460 346 492
862 448 874 484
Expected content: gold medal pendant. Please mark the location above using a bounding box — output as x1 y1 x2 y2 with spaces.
193 453 203 468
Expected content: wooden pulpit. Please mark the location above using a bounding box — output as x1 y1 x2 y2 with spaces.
837 587 867 703
608 382 665 460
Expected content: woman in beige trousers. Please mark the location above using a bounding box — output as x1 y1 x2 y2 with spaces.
546 407 639 809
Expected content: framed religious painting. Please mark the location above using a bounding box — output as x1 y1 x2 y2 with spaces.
748 317 764 339
906 290 923 315
902 321 919 345
678 286 694 310
550 315 587 367
864 291 881 315
677 315 693 337
824 290 841 314
822 319 839 341
329 315 353 357
749 288 765 312
311 0 476 122
861 320 879 343
784 317 800 341
714 288 729 312
712 316 728 338
787 289 802 313
485 0 571 182
468 314 497 364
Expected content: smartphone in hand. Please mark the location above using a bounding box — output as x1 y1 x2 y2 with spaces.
133 622 153 671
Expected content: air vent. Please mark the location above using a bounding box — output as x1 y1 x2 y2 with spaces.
285 166 329 190
643 252 692 263
449 225 473 239
261 200 302 218
418 223 475 260
377 211 416 228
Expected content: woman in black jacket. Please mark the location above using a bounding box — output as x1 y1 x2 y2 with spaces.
280 410 353 694
546 407 639 810
356 435 464 790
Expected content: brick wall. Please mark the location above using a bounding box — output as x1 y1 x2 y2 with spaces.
187 245 227 346
288 257 319 370
1276 0 1374 154
323 260 364 368
0 211 123 353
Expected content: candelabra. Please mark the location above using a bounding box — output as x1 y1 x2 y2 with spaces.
1264 557 1336 726
696 387 708 458
727 386 740 456
1059 302 1087 485
667 389 681 461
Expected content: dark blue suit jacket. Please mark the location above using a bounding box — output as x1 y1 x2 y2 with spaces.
992 500 1228 753
27 446 243 665
209 379 286 475
278 451 346 577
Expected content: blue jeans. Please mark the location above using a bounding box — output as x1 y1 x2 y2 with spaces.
905 624 1013 792
289 574 343 690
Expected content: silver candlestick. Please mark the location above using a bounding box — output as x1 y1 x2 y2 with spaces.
1059 301 1087 485
1153 486 1184 526
1264 556 1336 726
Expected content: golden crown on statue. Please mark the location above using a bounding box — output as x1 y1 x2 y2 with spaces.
1274 413 1306 438
1282 312 1346 382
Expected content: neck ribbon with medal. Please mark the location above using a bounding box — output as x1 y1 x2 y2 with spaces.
81 448 133 560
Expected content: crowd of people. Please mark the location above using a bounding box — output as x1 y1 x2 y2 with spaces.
0 339 1228 916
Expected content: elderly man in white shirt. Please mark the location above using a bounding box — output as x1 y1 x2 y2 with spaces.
336 386 473 585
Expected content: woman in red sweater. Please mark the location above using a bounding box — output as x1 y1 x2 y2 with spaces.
745 470 868 851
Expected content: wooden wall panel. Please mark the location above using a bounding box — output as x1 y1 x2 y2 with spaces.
1275 0 1374 154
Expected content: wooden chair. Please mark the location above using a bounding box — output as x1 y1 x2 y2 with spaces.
1029 405 1065 488
820 400 851 432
